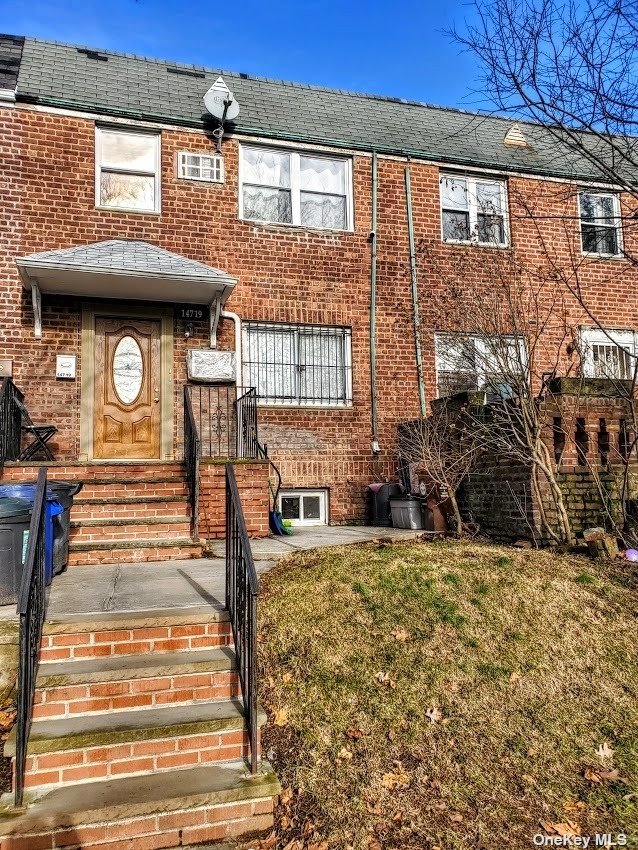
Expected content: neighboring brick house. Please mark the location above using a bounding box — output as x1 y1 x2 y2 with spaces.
1 33 637 541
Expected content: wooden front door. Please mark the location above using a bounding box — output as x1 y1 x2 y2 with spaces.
94 317 161 459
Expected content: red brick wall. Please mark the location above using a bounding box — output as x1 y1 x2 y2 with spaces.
199 460 270 539
3 102 638 523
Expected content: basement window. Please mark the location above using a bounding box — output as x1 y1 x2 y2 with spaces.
440 174 508 246
178 151 224 183
279 489 328 526
580 327 637 379
239 145 353 230
435 332 525 398
242 321 352 407
95 127 160 213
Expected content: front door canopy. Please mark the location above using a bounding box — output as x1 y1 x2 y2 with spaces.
16 239 237 305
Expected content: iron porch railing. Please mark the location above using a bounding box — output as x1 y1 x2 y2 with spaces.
15 466 48 806
184 387 201 538
0 377 23 476
225 462 259 774
185 385 259 460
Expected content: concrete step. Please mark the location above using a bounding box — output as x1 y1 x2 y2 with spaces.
0 760 279 848
40 609 232 663
34 647 239 719
69 516 193 542
67 537 203 566
6 700 263 789
70 494 190 520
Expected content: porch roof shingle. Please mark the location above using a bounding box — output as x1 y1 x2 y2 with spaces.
3 33 636 184
18 239 232 282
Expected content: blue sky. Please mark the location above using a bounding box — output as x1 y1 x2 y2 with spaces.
0 0 486 111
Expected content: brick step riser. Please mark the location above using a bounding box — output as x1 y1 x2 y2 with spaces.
69 522 193 542
66 543 202 566
0 800 274 850
2 463 184 480
33 671 240 719
20 728 256 790
40 624 233 662
76 482 188 499
70 502 190 520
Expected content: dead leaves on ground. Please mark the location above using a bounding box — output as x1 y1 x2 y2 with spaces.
390 627 410 642
425 706 443 724
540 819 581 838
273 707 289 727
596 741 614 761
584 766 620 784
381 761 411 789
375 671 396 688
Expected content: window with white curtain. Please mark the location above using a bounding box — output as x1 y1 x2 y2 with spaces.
580 327 637 379
440 174 508 245
435 332 525 397
240 146 352 230
95 127 160 212
242 322 352 406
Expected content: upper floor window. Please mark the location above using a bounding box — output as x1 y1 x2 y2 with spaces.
440 174 508 246
435 332 525 398
178 151 224 183
96 127 160 213
240 146 352 230
579 191 622 256
580 327 636 379
243 321 352 406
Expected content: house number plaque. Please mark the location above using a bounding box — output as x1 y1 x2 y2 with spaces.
177 305 210 321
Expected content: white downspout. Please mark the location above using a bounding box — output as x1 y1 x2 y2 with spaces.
221 310 242 387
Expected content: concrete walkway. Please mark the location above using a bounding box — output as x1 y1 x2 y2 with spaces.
43 525 422 618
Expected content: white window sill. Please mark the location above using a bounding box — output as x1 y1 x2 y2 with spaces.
443 238 510 249
95 205 161 216
241 217 354 236
257 402 353 410
581 251 627 261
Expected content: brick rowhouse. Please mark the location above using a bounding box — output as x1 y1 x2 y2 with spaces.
1 35 637 535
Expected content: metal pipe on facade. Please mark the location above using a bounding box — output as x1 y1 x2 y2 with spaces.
369 151 380 454
404 166 427 417
221 310 243 387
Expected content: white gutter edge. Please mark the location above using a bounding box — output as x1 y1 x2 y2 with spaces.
0 89 16 103
221 310 242 387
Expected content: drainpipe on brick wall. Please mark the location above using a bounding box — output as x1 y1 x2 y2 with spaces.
370 151 380 454
405 166 427 417
221 310 242 387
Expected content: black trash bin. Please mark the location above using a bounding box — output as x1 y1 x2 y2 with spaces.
0 497 32 605
48 481 83 576
367 483 403 526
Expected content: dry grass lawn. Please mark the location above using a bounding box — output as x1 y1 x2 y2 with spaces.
252 539 638 850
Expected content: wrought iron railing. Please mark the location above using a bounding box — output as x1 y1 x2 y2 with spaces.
184 387 201 538
15 466 47 806
0 377 23 476
225 462 259 774
185 385 259 459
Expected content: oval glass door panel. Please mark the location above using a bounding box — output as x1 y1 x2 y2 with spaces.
112 335 144 404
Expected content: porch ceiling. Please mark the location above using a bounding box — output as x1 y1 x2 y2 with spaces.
16 239 236 304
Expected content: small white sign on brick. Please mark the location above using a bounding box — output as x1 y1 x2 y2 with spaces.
187 350 236 382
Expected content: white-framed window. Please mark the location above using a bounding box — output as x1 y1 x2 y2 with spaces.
435 332 525 397
579 191 622 256
580 327 637 379
242 321 352 406
440 174 508 246
95 127 160 213
279 489 328 526
178 151 224 183
239 146 353 230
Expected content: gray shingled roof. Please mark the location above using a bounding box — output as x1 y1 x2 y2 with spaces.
17 239 231 281
0 34 23 91
3 34 634 182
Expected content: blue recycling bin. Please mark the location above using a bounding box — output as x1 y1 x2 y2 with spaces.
0 484 63 585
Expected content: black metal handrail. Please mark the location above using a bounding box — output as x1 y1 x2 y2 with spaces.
0 377 23 476
235 388 259 459
185 385 259 460
225 462 259 774
15 467 48 806
184 387 201 538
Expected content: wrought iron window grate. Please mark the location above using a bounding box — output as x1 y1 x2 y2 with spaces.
242 321 352 406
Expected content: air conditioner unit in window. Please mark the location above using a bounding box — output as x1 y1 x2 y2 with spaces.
177 151 224 183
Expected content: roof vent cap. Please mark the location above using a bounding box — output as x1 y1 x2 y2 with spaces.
503 123 529 147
